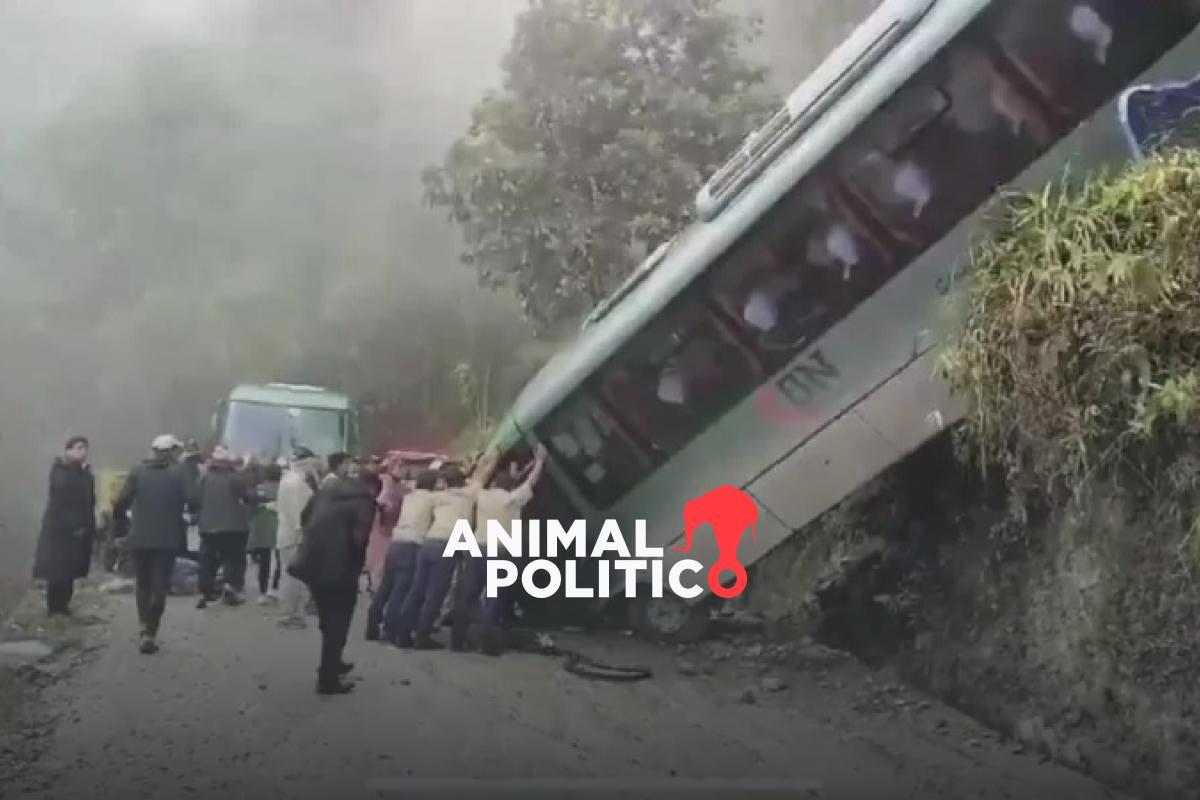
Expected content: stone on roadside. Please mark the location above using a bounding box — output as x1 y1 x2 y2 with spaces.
737 688 757 705
760 676 787 693
677 660 699 677
0 640 53 663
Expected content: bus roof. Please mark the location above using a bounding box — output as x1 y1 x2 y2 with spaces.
229 383 351 411
494 0 979 446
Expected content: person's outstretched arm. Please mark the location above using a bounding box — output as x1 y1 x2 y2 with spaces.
512 445 549 505
469 447 501 489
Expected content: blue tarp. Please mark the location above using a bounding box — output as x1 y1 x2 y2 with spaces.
1120 74 1200 158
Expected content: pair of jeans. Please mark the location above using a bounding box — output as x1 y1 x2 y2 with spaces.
313 585 357 683
132 550 176 637
451 554 501 649
198 531 249 597
45 579 74 615
396 540 457 640
366 541 419 639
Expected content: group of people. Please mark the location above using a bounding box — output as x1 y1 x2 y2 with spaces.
32 431 550 696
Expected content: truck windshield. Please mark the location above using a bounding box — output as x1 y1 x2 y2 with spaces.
221 401 346 459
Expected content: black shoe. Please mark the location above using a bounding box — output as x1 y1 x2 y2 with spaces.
414 635 445 651
139 635 159 655
389 632 414 649
316 678 355 696
196 597 208 609
337 661 354 676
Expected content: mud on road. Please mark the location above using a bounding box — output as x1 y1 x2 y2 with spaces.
0 592 1125 800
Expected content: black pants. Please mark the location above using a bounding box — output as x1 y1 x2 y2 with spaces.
249 548 278 595
313 586 357 683
132 550 176 637
46 579 74 615
366 541 418 639
198 531 249 597
451 555 501 649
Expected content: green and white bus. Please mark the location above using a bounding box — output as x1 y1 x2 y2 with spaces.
212 383 360 462
488 0 1200 641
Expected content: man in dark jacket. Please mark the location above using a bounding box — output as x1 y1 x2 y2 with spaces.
293 474 374 695
196 446 258 608
33 436 97 616
111 434 196 654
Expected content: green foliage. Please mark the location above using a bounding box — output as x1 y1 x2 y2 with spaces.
423 0 777 329
939 151 1200 520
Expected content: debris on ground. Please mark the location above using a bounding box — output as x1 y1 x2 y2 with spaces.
99 578 135 595
0 640 54 663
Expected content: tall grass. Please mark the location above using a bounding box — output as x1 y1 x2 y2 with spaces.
940 151 1200 527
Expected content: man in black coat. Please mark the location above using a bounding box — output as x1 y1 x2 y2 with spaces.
111 434 197 654
291 473 374 695
33 436 96 616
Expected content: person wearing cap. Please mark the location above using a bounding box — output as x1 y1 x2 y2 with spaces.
276 446 320 629
111 434 196 654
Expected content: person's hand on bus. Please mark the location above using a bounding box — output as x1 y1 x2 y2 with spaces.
534 443 548 464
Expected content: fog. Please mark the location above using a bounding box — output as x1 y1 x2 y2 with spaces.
0 0 878 599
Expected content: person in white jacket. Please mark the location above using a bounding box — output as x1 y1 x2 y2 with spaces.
276 447 320 630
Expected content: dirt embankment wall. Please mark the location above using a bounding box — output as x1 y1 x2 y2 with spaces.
746 435 1200 799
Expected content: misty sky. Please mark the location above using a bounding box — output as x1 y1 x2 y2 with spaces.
0 0 878 586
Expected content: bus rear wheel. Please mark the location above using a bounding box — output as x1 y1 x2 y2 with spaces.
629 595 710 644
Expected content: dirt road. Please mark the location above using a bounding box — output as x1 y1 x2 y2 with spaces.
3 593 1125 800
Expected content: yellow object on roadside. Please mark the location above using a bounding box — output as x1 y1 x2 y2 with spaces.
96 468 128 512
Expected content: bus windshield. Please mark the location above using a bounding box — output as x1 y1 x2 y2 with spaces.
221 401 346 460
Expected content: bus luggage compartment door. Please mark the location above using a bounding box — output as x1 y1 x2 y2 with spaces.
746 406 899 534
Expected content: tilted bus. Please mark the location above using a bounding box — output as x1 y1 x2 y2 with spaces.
487 0 1200 641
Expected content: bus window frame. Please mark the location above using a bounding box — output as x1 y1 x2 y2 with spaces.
592 289 766 461
536 390 655 509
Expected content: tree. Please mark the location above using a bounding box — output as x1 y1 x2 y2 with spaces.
423 0 778 330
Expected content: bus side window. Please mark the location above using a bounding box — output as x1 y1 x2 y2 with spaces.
708 180 893 372
597 297 760 458
842 42 1048 253
988 0 1200 122
536 394 649 508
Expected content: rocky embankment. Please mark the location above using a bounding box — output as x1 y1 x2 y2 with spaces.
743 435 1199 800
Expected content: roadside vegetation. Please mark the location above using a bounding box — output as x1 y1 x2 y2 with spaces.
940 150 1200 536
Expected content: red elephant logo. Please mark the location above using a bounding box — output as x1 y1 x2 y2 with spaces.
675 485 758 599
